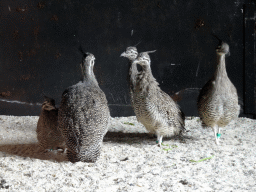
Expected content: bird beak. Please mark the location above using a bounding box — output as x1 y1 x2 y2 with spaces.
120 52 127 57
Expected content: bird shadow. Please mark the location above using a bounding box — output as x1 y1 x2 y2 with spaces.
0 143 67 162
104 131 195 144
0 133 196 162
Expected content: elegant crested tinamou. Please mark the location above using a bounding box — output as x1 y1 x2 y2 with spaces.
36 96 66 152
58 52 110 163
197 36 240 145
131 51 185 146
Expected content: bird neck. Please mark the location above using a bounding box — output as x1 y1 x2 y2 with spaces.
136 63 159 94
141 64 152 75
130 61 138 71
129 61 138 75
214 54 228 80
82 65 99 87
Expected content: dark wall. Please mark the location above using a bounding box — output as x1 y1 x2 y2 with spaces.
0 0 255 117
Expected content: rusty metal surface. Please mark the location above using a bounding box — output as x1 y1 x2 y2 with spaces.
0 0 253 117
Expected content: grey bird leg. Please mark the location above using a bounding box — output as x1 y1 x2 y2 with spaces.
157 135 163 147
212 125 219 145
217 127 221 143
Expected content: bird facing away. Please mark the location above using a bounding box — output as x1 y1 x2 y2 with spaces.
197 38 240 145
132 51 185 146
36 96 66 152
58 53 110 163
120 46 138 107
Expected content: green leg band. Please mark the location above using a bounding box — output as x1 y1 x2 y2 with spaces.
156 140 159 144
217 133 221 138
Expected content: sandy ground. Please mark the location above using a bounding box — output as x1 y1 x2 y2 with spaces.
0 115 255 192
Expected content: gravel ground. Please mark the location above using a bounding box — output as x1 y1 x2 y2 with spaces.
0 115 255 192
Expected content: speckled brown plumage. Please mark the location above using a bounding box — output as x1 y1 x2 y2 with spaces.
132 51 185 146
58 53 110 163
197 39 240 145
36 96 66 151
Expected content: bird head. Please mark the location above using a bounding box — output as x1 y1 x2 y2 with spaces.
212 35 230 56
120 46 138 61
132 50 156 66
84 52 95 67
42 96 56 110
78 46 95 67
79 52 95 77
216 42 230 56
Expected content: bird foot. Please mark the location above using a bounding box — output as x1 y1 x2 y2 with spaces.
156 141 163 148
215 133 221 145
156 135 163 148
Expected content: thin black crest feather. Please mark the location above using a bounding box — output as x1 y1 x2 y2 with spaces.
42 93 51 101
146 50 157 54
78 46 92 60
78 45 85 56
42 94 55 105
211 34 222 44
133 40 142 47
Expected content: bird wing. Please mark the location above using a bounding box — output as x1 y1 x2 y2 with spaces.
160 90 185 130
58 87 82 153
58 85 109 153
197 77 215 104
146 88 185 130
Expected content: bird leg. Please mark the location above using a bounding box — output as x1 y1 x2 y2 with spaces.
156 135 163 147
217 127 221 142
212 125 220 145
217 127 221 137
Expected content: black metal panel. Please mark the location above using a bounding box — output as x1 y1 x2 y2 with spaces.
0 0 253 117
243 3 255 115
